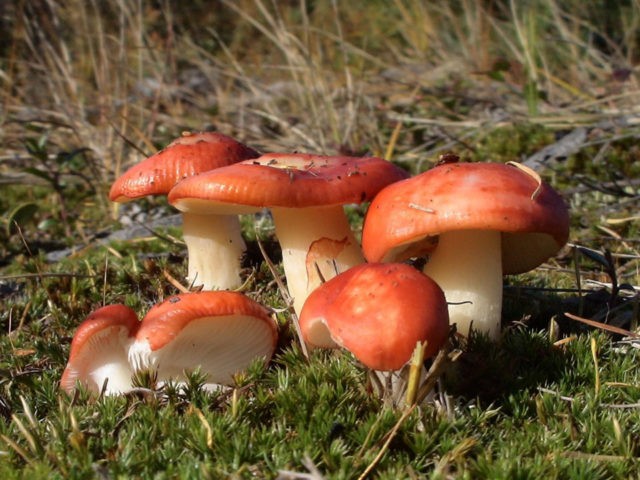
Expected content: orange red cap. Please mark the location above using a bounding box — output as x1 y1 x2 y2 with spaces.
168 153 409 212
362 161 570 274
109 131 259 201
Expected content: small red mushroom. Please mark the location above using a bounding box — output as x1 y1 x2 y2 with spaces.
109 131 260 290
362 161 570 339
299 263 449 371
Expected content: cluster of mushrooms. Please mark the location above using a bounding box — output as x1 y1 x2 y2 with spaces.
60 131 570 401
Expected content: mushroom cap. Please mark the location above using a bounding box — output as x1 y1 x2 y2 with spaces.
362 161 570 274
60 304 140 394
299 263 450 371
130 291 278 385
168 153 409 214
109 131 259 202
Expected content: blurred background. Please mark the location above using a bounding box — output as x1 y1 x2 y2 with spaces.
0 0 639 261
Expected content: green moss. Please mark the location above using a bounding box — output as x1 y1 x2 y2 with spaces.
472 123 556 164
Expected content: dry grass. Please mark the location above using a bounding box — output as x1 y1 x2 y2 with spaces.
3 0 638 176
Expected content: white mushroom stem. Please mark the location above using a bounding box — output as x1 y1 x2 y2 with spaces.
61 323 137 396
271 206 365 315
182 212 246 290
423 229 503 340
88 355 136 395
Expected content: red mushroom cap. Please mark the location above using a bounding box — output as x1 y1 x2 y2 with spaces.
109 131 259 202
130 291 278 385
60 304 140 394
167 153 409 213
362 161 570 274
299 263 450 371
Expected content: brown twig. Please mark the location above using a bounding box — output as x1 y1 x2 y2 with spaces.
563 312 639 338
357 404 416 480
162 269 190 294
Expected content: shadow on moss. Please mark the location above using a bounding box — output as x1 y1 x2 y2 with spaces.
445 328 567 406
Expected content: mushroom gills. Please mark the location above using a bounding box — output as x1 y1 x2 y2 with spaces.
74 327 134 394
131 315 275 388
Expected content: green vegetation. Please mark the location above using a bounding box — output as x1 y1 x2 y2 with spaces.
1 0 640 478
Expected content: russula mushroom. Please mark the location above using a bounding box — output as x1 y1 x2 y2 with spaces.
109 131 260 290
299 262 449 371
361 160 570 340
60 304 139 395
168 153 409 315
128 291 278 389
61 292 277 396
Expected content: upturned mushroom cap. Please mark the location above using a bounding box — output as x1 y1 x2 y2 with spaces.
109 131 259 201
299 263 450 371
362 161 570 273
129 291 278 386
167 152 410 213
60 304 140 395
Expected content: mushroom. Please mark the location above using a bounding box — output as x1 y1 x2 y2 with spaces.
168 153 409 315
61 292 278 396
60 304 139 395
109 131 260 290
299 262 449 371
128 291 278 389
361 160 570 340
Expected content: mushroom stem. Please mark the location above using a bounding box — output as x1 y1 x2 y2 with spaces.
182 212 246 290
271 206 365 315
60 304 140 396
90 356 135 394
423 229 503 339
